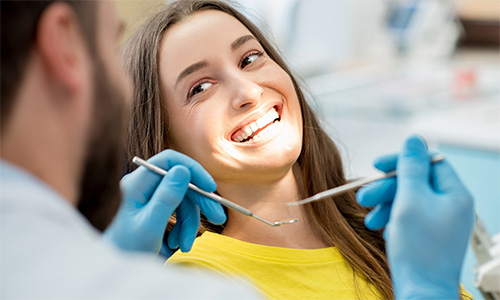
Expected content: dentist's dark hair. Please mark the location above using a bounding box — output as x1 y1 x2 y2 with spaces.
0 1 95 129
122 0 392 298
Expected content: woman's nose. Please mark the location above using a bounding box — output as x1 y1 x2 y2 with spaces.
230 75 264 110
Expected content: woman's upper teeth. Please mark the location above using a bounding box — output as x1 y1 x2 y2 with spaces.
234 108 280 142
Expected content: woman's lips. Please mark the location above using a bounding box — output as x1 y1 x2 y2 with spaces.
231 106 281 142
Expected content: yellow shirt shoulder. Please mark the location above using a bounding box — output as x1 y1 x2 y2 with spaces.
167 232 382 300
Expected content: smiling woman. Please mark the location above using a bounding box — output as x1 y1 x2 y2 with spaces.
121 1 392 299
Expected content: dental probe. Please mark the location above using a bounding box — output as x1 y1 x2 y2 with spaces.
287 154 445 207
132 157 299 227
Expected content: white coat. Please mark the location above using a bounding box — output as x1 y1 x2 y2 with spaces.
0 161 260 299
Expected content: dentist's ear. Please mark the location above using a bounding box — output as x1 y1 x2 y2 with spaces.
36 2 89 95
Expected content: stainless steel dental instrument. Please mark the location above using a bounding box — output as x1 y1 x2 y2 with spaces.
132 157 299 227
288 154 445 207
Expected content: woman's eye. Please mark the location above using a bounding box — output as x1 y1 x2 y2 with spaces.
240 51 263 68
189 81 213 98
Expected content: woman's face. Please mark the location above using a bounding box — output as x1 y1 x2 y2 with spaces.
158 10 303 184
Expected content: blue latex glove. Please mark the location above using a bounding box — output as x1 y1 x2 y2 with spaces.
104 150 226 258
357 135 474 299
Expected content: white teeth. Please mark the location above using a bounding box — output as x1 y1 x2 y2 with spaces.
256 117 267 128
237 132 246 142
270 109 279 120
244 127 252 137
249 123 258 132
252 127 267 141
233 107 280 142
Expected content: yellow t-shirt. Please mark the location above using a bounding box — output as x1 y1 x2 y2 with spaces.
166 232 382 300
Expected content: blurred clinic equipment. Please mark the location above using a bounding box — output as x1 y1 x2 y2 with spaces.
471 215 500 299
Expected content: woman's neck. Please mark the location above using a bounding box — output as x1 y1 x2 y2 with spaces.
216 163 329 249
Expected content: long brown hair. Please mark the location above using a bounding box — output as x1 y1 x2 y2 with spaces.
122 1 393 298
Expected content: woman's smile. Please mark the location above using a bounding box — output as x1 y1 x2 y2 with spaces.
230 103 283 145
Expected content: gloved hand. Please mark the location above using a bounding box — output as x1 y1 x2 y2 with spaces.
356 135 474 299
104 149 226 258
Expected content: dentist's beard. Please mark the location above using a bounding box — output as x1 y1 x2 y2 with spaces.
77 58 128 232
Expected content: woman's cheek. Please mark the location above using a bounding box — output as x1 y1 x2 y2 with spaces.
189 111 216 147
264 67 295 97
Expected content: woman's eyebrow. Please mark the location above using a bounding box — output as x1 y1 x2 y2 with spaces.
176 60 209 87
175 35 256 88
231 35 256 51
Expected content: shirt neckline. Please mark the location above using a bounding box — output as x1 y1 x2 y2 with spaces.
198 231 343 263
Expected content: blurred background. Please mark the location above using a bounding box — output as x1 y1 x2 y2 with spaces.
116 1 499 298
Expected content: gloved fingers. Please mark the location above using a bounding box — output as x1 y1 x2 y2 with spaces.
121 149 216 207
150 149 217 193
365 202 392 230
159 242 174 259
186 190 226 225
357 177 396 207
175 199 200 253
120 167 164 206
145 165 191 229
382 227 388 240
431 159 467 195
431 160 474 213
373 154 398 172
397 135 431 189
373 152 439 173
167 215 181 250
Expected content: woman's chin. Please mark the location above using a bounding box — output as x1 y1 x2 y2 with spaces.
215 154 299 185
